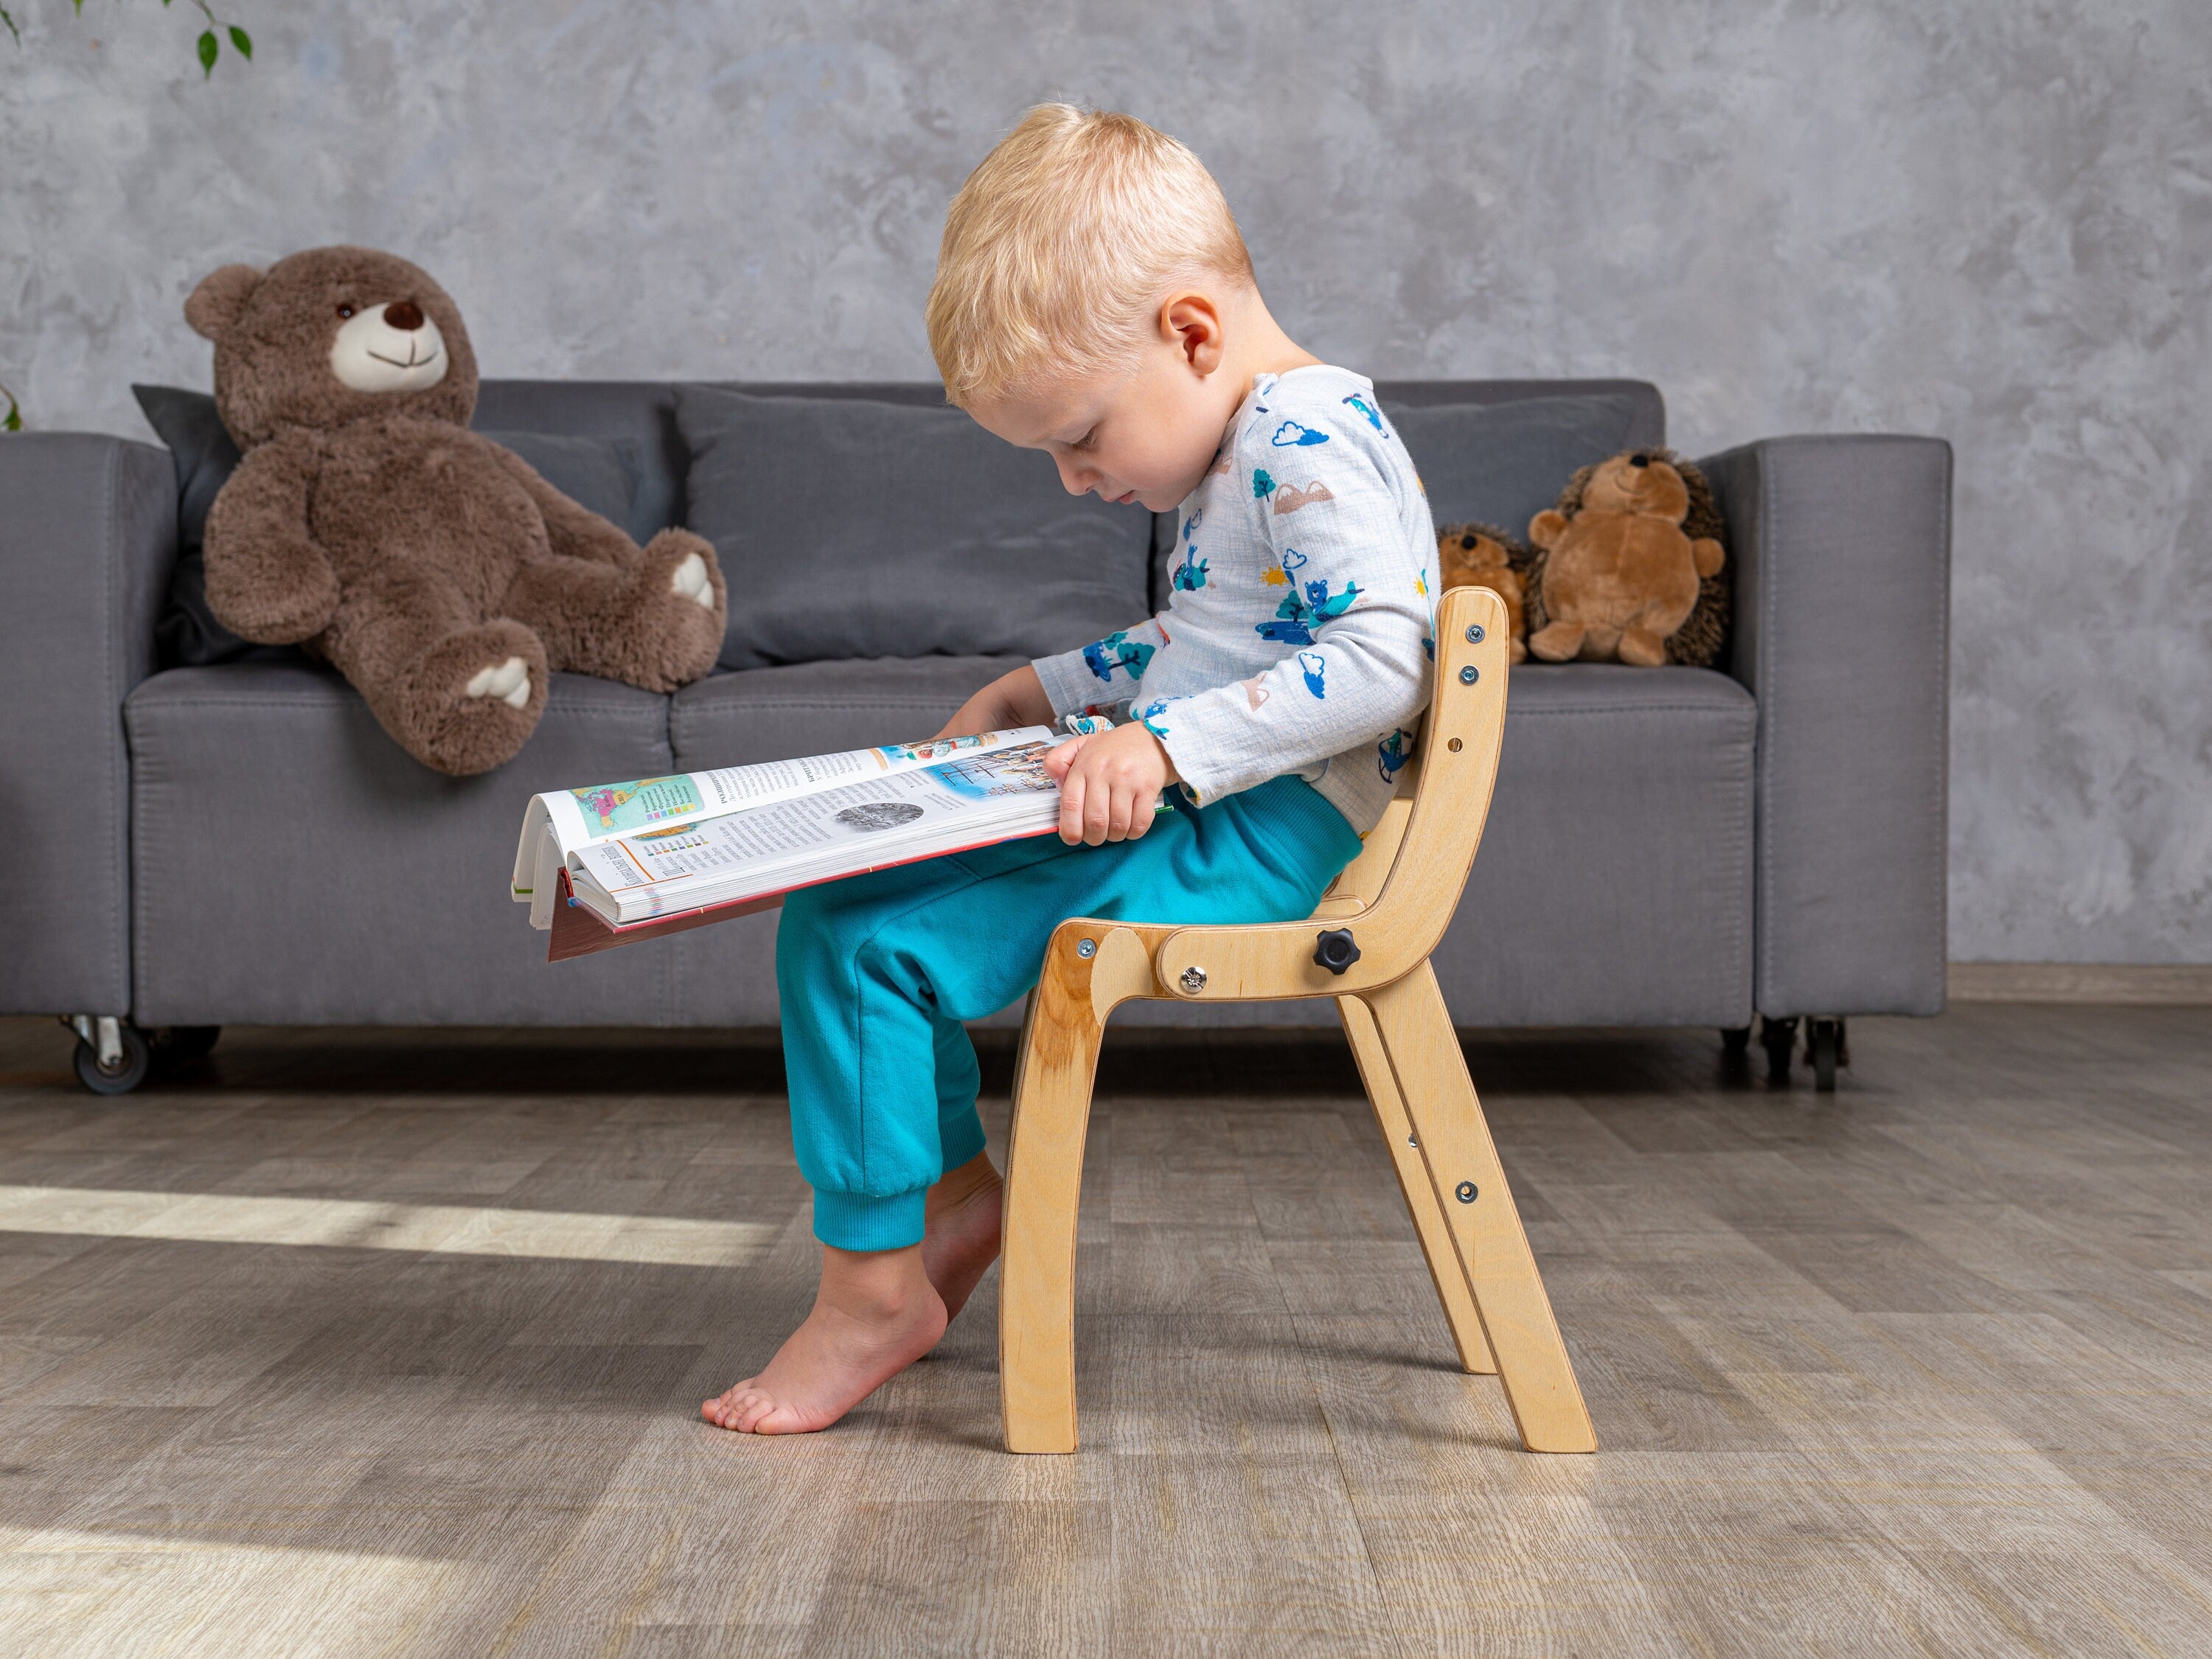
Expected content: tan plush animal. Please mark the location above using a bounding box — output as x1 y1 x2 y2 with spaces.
188 245 727 775
1436 521 1531 662
1525 450 1726 667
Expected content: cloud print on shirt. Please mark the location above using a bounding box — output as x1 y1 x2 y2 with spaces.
1270 420 1330 448
1273 481 1335 515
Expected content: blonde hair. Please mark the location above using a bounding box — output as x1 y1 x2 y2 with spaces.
926 105 1254 408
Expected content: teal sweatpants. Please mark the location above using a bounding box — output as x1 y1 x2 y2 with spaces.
775 775 1364 1251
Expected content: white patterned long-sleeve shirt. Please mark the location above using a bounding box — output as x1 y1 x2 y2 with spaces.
1031 365 1437 835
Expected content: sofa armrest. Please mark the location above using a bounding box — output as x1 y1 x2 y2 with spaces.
1700 434 1952 1019
0 434 176 1017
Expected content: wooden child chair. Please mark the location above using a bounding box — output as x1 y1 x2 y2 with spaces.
997 585 1596 1455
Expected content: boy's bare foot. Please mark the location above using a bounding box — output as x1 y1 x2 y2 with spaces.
922 1151 1004 1323
701 1244 945 1435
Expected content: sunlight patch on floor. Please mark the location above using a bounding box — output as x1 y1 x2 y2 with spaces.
0 1521 470 1658
0 1185 779 1267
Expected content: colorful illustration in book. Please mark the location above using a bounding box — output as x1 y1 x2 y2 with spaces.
571 775 705 834
1343 392 1385 433
1298 650 1327 698
931 742 1057 800
1377 728 1411 784
1273 480 1335 515
1083 630 1155 683
1271 420 1329 448
878 731 996 764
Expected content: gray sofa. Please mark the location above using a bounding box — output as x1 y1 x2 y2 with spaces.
0 378 1951 1093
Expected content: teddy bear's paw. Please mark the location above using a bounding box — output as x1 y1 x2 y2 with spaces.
669 552 716 610
465 655 532 709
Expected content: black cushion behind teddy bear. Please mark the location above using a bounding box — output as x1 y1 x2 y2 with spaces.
133 384 648 669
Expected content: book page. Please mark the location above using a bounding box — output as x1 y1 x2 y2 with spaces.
512 726 1048 903
569 741 1060 914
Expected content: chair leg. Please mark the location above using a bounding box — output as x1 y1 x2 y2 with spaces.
1338 995 1496 1375
998 925 1152 1453
1360 963 1596 1453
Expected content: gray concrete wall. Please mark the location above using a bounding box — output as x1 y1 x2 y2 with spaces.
4 0 2207 963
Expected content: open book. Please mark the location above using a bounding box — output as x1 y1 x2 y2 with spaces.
512 720 1119 959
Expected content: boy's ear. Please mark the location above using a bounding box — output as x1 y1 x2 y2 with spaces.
1161 293 1225 377
185 264 263 341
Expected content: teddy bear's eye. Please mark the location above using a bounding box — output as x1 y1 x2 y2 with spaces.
336 304 356 319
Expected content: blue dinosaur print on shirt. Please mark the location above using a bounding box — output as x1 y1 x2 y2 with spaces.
1342 392 1385 433
1271 420 1330 448
1377 728 1410 783
1083 630 1155 684
1298 651 1327 698
1172 510 1208 591
1252 468 1276 499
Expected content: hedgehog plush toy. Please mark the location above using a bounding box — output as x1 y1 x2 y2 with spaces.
1524 449 1729 668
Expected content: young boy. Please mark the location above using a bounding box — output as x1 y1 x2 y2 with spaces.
703 105 1436 1434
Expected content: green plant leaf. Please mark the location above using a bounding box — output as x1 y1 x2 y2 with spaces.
198 28 216 75
4 393 21 434
1 6 19 49
229 24 251 59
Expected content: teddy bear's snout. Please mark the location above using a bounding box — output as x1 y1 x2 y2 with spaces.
383 300 425 331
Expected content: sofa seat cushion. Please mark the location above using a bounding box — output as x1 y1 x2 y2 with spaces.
675 385 1153 670
125 661 683 1026
669 655 1029 770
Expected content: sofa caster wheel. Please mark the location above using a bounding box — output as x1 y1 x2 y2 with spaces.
1758 1015 1798 1085
1809 1018 1845 1093
67 1018 152 1096
1720 1026 1751 1057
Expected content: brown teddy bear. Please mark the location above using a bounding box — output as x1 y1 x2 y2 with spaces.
1436 521 1534 662
1525 449 1728 668
187 245 727 776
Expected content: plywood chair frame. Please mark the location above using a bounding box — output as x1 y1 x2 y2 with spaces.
998 585 1596 1455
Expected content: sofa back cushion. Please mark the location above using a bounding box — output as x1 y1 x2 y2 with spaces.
674 383 1155 670
1388 390 1656 543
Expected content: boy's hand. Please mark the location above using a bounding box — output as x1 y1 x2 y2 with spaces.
933 664 1055 741
1045 722 1180 845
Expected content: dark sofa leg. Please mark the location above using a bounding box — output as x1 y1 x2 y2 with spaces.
1809 1018 1846 1093
1759 1015 1798 1085
1721 1026 1751 1057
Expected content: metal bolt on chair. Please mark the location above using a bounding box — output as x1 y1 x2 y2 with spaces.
998 585 1597 1455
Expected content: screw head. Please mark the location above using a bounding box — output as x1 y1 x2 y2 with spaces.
1455 1180 1478 1203
1458 665 1479 685
1408 1135 1419 1149
1179 965 1208 994
1076 938 1096 959
1466 623 1485 643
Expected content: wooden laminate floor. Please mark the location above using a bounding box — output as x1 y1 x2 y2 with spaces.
1 1006 2209 1657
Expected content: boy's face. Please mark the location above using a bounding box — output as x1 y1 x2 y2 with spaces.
968 295 1242 514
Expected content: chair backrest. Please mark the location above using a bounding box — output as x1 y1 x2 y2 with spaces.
1152 584 1510 1000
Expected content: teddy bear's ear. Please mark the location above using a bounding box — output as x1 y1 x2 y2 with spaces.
185 264 263 341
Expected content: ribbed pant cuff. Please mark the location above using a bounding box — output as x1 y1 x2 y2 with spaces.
811 1185 929 1252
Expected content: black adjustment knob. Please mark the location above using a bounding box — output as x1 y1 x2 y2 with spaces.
1312 928 1362 975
